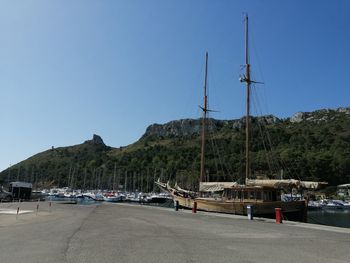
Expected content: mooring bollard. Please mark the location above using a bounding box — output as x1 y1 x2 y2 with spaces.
192 201 197 213
247 205 253 220
174 200 179 211
275 208 282 224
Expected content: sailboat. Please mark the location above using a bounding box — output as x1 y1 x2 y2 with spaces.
156 15 326 221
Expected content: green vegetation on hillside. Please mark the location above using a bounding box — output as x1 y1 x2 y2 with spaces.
1 109 349 191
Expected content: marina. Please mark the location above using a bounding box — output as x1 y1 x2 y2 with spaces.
0 3 349 263
2 183 350 228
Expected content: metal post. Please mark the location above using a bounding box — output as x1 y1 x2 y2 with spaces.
275 208 282 224
174 200 179 211
247 205 253 220
192 201 197 213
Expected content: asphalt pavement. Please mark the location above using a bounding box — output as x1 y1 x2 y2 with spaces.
0 201 349 263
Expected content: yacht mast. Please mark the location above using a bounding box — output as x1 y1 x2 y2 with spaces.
240 15 263 183
240 15 251 182
200 52 209 184
245 15 251 182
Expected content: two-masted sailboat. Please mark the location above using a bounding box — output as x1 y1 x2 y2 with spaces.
156 15 325 222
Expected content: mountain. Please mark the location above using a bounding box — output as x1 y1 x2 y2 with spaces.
0 108 349 190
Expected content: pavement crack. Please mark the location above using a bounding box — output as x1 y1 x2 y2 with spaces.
64 205 98 263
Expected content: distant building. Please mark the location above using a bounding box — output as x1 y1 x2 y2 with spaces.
9 181 32 200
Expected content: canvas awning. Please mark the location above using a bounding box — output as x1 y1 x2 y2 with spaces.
245 179 301 188
300 181 328 189
199 182 238 192
246 179 327 189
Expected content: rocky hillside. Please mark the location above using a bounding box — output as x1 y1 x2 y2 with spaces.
142 115 280 139
0 107 349 190
289 107 350 123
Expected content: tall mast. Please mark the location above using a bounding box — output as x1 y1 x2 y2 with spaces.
200 52 209 184
243 15 251 182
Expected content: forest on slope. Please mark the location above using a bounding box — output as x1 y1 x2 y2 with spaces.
0 108 349 191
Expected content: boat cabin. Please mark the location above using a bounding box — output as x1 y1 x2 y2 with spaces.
198 182 281 202
222 186 280 202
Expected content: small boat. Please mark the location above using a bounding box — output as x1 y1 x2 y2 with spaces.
103 192 125 202
145 193 172 203
103 195 124 202
126 192 142 202
83 192 104 201
342 201 350 209
329 200 350 210
307 200 323 210
322 200 343 210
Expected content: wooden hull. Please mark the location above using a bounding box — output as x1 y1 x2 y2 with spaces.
172 194 307 222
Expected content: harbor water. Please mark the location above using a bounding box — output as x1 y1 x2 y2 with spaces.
307 209 350 228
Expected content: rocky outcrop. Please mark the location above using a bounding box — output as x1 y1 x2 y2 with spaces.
142 119 209 138
85 134 105 146
141 107 349 139
142 115 280 139
257 115 281 125
289 107 350 123
289 112 304 123
337 107 350 114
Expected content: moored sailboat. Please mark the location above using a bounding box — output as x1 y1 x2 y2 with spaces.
156 15 326 221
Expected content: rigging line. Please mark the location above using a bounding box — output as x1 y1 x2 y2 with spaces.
253 111 301 180
268 127 302 180
252 90 301 180
207 119 226 180
249 60 302 180
251 90 284 175
182 58 206 120
207 73 226 184
251 77 269 116
284 121 324 180
276 143 303 181
218 135 236 181
206 120 219 170
207 63 227 115
211 131 235 182
287 155 305 180
250 25 266 84
257 122 280 176
208 133 220 181
249 20 270 116
251 92 277 175
262 124 289 178
207 118 235 181
256 116 275 174
210 119 236 181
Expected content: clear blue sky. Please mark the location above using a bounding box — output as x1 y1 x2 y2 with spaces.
0 0 349 172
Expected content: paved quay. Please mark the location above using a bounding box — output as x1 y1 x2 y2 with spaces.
0 201 349 263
